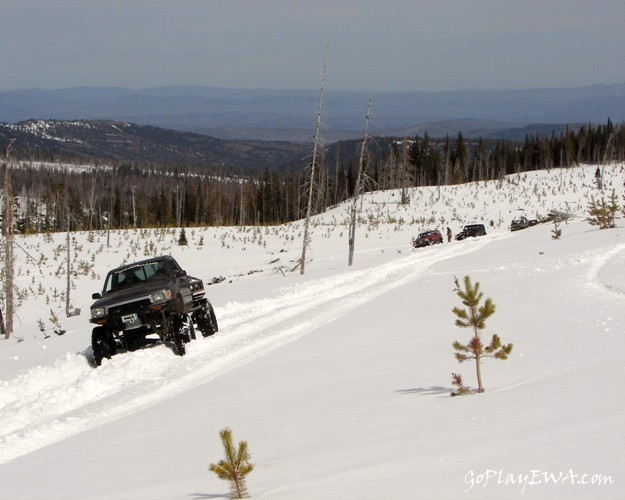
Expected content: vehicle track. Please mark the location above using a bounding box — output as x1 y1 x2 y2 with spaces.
0 240 488 463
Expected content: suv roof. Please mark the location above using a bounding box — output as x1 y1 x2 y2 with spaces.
108 255 179 274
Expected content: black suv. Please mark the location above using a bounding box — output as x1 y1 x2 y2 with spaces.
89 255 218 365
455 224 487 241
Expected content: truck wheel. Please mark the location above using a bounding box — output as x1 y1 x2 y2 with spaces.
194 300 218 337
92 326 116 366
171 314 189 356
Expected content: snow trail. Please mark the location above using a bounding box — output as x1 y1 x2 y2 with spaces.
0 239 487 463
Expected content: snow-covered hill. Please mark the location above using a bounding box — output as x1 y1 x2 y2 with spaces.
0 164 624 499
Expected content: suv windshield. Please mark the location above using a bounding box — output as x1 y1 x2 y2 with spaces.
105 260 167 293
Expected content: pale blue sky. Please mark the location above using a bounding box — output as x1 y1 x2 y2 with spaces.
1 0 623 92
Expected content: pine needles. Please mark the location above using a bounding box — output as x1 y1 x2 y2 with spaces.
451 275 513 394
209 427 254 499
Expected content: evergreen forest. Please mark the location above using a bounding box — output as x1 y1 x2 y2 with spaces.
2 119 624 234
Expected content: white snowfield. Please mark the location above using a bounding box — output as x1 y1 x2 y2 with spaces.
0 164 624 499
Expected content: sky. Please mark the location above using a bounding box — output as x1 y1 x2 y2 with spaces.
1 0 624 93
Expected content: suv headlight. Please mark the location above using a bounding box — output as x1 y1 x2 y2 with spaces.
91 307 106 319
150 289 172 303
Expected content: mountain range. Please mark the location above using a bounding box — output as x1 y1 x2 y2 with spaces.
1 83 624 142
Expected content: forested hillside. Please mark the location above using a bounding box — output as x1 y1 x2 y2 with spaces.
1 119 624 232
0 120 309 171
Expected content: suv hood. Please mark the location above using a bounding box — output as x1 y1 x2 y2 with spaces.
91 280 169 309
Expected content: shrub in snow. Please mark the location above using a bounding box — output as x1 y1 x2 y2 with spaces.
451 276 513 393
49 309 66 336
551 220 562 240
450 372 471 397
586 190 619 229
37 318 49 339
209 427 254 499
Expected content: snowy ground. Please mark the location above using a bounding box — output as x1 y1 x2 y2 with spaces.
0 164 624 499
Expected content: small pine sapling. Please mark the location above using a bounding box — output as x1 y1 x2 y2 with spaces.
551 220 562 240
37 318 50 339
450 372 470 397
49 309 66 336
452 276 513 393
586 190 619 229
209 427 254 499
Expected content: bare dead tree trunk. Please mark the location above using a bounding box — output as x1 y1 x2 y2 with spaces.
87 170 98 230
65 210 79 317
107 171 114 247
348 97 372 267
334 146 340 205
131 185 137 228
300 44 329 275
239 184 245 226
400 138 409 205
2 141 15 338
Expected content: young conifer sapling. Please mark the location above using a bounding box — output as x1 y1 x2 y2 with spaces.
209 427 254 499
452 275 513 393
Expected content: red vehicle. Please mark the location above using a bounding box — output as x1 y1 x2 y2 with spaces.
412 229 443 248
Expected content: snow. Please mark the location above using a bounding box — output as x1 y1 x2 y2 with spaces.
1 164 624 499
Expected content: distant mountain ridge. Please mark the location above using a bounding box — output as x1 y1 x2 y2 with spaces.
0 83 623 142
0 119 311 171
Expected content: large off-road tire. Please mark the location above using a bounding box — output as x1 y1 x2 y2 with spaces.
171 314 191 356
92 326 116 366
193 299 218 337
189 319 196 340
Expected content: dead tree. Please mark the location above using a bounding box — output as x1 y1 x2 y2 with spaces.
348 97 372 267
400 138 410 204
300 44 328 275
2 141 15 338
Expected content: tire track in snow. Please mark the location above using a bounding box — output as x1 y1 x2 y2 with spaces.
0 240 488 463
586 244 625 296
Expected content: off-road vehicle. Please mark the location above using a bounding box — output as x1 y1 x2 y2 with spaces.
510 217 529 231
455 224 487 241
89 255 218 366
412 229 443 248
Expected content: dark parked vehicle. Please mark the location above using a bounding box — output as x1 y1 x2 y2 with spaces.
89 255 218 366
455 224 487 241
412 229 443 248
510 217 529 231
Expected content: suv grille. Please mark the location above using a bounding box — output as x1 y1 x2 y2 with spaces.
108 299 151 316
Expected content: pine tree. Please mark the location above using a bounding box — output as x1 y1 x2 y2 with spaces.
587 190 619 229
452 276 512 393
450 372 470 397
209 428 254 499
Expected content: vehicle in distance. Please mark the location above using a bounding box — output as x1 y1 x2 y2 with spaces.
412 229 443 248
89 255 218 366
510 217 529 231
455 224 487 241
